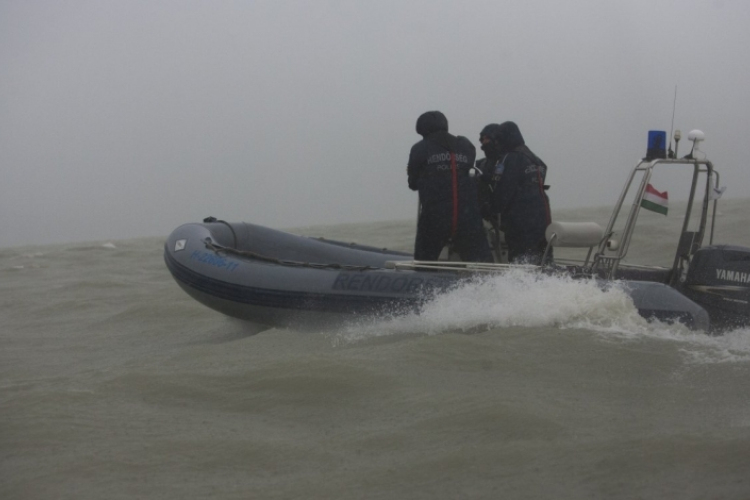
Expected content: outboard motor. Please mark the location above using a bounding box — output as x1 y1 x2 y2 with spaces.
681 245 750 329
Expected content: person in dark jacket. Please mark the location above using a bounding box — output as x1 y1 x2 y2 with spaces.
478 121 552 264
407 111 492 262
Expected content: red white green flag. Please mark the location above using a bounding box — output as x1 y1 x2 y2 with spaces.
641 184 668 215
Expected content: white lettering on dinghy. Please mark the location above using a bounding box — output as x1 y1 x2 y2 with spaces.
716 268 750 284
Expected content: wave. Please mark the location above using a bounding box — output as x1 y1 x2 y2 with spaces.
336 268 750 363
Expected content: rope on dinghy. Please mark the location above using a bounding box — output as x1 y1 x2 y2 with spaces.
203 239 380 271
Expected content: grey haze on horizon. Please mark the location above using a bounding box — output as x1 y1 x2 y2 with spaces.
2 0 749 248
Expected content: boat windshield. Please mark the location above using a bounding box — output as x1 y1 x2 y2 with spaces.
595 158 716 280
634 168 708 265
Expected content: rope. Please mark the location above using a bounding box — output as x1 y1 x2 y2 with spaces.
203 239 379 271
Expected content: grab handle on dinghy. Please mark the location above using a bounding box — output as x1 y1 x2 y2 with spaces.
202 216 238 249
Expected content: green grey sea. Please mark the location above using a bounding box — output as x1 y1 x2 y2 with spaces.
2 201 750 499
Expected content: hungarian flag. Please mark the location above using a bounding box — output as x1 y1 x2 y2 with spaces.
641 184 668 215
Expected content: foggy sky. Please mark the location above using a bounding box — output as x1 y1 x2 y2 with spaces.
2 0 749 248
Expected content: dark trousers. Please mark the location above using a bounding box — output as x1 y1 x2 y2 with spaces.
414 217 493 263
507 238 551 265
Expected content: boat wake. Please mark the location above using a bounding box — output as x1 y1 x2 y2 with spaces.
336 268 750 363
339 268 644 336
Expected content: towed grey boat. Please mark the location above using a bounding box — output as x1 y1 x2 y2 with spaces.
165 129 750 333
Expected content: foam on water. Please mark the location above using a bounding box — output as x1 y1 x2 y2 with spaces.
340 268 643 338
339 268 750 363
572 318 750 364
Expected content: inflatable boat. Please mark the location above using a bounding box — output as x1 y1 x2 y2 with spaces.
164 218 709 332
164 130 749 333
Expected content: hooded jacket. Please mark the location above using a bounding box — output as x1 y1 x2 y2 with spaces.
406 111 490 261
407 111 478 222
481 121 551 253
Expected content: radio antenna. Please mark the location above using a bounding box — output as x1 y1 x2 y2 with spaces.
668 86 677 157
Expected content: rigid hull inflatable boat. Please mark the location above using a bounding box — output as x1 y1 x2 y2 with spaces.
164 220 709 332
164 130 750 333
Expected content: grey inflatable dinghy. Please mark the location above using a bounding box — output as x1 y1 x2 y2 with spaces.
164 218 710 332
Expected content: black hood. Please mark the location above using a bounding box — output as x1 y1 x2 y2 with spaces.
493 121 525 151
481 121 543 165
479 123 505 159
416 111 449 137
416 111 457 151
479 123 502 143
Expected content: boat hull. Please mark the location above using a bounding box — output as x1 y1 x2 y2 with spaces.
164 221 710 332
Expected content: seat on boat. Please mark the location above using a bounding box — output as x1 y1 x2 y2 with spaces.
543 221 604 265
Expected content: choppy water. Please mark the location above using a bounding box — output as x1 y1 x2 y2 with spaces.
3 201 750 499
